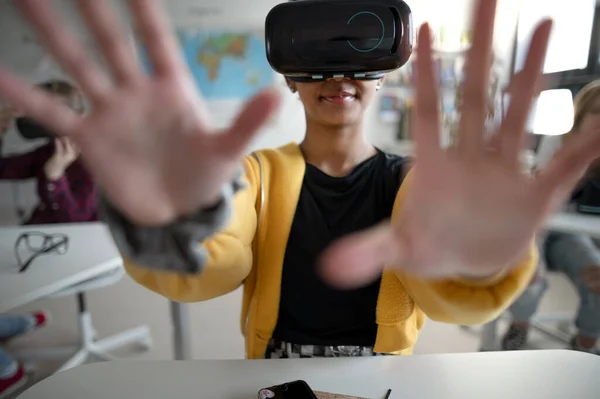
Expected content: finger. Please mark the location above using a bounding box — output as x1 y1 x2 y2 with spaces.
66 138 80 154
0 69 78 135
55 138 66 156
319 224 403 289
128 0 186 77
413 23 442 166
73 142 81 155
497 20 553 166
70 141 80 157
457 0 497 154
63 138 75 155
504 71 557 98
76 0 140 84
220 89 282 155
537 125 600 198
15 0 111 100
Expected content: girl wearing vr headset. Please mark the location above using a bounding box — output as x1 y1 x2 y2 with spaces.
0 0 599 359
0 80 98 225
502 80 600 355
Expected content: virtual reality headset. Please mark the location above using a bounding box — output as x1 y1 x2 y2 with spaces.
16 117 57 140
265 0 414 82
15 80 81 140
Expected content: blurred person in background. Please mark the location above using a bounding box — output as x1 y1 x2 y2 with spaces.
502 80 600 355
0 80 98 225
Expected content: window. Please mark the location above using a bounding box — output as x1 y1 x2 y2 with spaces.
532 89 574 136
514 0 596 74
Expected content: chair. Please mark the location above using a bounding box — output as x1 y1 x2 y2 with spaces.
14 268 152 373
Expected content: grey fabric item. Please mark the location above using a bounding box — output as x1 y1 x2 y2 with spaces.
99 168 247 275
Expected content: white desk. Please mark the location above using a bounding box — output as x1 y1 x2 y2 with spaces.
0 223 122 312
19 350 600 399
546 211 600 239
0 223 151 371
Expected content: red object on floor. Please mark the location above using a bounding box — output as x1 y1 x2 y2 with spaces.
31 311 49 329
0 365 28 399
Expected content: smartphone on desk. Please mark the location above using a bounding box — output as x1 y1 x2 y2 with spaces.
258 380 319 399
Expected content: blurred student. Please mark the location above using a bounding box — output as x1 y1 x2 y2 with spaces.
0 80 98 225
502 80 600 354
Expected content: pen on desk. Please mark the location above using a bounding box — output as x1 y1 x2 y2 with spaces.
383 388 392 399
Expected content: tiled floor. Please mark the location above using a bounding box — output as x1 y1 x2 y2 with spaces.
6 271 581 395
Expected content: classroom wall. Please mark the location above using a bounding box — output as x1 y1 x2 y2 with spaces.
0 0 521 226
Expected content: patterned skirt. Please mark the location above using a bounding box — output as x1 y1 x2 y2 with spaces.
264 338 392 359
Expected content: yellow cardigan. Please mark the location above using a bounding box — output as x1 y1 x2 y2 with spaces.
124 142 538 359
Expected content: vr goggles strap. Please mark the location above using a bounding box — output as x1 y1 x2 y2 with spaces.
286 72 386 82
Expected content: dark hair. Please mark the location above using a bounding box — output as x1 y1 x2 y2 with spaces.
36 80 85 114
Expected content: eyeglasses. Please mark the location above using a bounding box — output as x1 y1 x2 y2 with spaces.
15 232 69 273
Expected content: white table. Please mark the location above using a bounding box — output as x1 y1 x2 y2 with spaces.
0 223 151 371
19 350 600 399
547 211 600 239
0 223 122 312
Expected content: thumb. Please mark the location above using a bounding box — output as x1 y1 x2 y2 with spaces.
319 223 405 289
221 88 281 155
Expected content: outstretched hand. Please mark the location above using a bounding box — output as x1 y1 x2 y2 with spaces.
0 0 280 226
321 0 600 287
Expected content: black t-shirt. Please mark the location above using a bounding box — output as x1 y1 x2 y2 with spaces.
272 150 407 346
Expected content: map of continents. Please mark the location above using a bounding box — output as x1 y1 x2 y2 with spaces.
177 30 274 100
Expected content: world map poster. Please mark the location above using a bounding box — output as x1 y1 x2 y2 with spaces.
139 29 275 100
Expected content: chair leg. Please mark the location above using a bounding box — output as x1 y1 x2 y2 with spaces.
75 292 152 356
93 326 152 353
480 319 499 351
56 349 89 373
15 291 151 374
88 349 117 362
530 321 572 344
